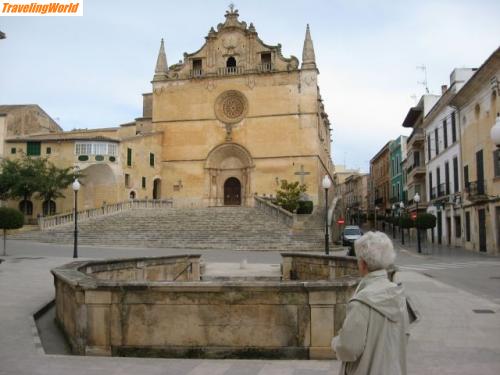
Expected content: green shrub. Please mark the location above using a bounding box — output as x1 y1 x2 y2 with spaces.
297 200 313 214
275 180 306 213
399 214 414 229
0 207 24 256
416 213 437 230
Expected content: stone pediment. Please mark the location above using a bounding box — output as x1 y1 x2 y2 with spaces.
165 7 299 80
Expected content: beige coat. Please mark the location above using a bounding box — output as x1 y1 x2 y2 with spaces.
332 269 409 375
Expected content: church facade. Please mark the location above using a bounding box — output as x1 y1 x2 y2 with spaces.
1 8 334 217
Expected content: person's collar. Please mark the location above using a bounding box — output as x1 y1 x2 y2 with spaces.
364 269 388 279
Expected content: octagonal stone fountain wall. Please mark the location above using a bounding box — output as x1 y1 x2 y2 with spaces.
52 253 359 359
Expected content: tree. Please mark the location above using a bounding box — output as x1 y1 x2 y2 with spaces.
399 214 414 229
0 156 79 216
0 207 24 256
275 180 306 213
37 163 77 215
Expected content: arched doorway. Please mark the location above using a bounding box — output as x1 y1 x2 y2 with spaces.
153 178 161 199
42 200 56 216
224 177 241 206
205 143 254 206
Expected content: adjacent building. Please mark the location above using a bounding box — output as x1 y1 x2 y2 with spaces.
401 94 440 215
423 69 475 247
450 47 500 254
344 173 369 224
389 135 407 206
369 141 392 214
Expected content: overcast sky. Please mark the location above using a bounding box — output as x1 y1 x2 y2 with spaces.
1 0 499 172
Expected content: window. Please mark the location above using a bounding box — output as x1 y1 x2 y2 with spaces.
464 165 469 189
19 200 33 215
429 172 433 199
42 200 56 216
46 147 51 154
454 216 461 238
125 173 130 188
150 153 155 167
443 119 448 149
10 147 16 154
451 112 457 143
26 141 41 156
142 177 146 189
261 52 271 65
127 148 132 167
75 142 117 156
494 149 500 178
397 182 400 201
434 128 439 155
427 135 431 160
445 162 450 195
226 56 236 67
465 211 471 241
192 59 202 76
453 157 459 192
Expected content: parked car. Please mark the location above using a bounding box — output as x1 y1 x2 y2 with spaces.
341 225 363 256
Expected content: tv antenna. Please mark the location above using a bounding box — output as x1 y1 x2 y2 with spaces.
416 65 429 94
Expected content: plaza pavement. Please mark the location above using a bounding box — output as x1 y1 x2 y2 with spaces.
1 248 500 374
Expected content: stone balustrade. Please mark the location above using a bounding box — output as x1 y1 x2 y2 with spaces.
254 196 294 227
38 199 173 230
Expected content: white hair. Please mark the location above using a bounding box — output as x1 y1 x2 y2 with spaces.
354 231 395 271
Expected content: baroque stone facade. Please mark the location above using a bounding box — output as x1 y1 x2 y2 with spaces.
1 8 334 218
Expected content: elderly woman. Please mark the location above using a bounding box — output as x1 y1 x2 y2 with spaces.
332 231 409 375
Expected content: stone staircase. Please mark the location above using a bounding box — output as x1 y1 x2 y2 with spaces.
11 207 326 251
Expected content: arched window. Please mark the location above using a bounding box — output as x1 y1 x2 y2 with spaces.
226 56 236 67
42 200 56 216
129 191 136 200
19 200 33 216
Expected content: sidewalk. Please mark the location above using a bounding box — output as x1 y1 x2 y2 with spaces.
1 254 499 374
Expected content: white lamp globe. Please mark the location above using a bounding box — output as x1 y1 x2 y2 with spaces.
322 175 332 189
414 192 420 203
72 179 81 191
400 201 404 209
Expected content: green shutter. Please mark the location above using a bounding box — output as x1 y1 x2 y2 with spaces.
27 142 41 156
127 148 132 166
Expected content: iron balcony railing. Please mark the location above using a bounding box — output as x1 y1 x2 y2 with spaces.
466 180 487 199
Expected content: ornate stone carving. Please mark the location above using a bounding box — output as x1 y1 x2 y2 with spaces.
215 90 248 124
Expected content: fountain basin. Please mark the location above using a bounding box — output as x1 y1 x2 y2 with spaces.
52 253 359 359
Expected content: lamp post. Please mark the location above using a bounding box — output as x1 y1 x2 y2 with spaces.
72 179 80 258
392 203 396 239
414 192 421 253
322 175 332 255
374 206 379 230
491 113 500 148
400 201 405 245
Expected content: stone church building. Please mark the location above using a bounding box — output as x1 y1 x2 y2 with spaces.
1 8 334 217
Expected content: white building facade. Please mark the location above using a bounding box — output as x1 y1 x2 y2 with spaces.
424 68 475 247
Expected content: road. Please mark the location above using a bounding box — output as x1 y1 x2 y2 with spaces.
4 235 500 304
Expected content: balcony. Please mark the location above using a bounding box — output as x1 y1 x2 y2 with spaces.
407 128 424 148
217 66 245 76
430 187 437 200
466 180 488 202
257 63 274 72
189 69 204 78
406 162 425 180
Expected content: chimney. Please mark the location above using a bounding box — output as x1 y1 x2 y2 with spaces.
441 85 448 94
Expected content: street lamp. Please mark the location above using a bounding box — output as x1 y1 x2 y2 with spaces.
322 175 332 255
491 113 500 148
414 192 421 253
374 206 379 230
72 179 80 258
392 203 396 239
399 201 405 245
